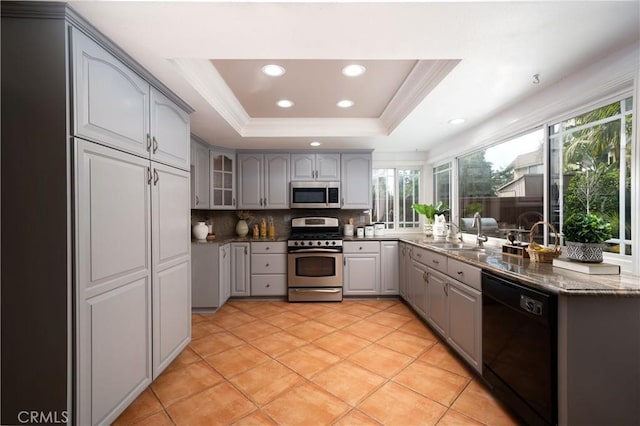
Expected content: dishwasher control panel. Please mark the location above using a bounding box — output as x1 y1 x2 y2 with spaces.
520 295 543 316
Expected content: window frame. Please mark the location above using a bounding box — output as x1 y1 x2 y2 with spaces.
371 163 425 233
436 92 635 271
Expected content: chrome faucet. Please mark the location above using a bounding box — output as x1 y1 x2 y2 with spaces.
472 212 489 247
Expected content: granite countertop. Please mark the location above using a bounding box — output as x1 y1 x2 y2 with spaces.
399 236 640 297
192 235 289 244
192 232 639 296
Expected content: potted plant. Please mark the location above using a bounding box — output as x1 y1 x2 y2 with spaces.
412 202 449 237
563 212 612 263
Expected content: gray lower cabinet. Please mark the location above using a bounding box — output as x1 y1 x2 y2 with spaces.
251 242 287 296
75 140 191 425
426 268 448 336
191 243 220 308
409 258 429 317
231 242 251 296
191 243 232 309
380 241 399 295
343 242 380 295
219 244 231 305
446 278 481 372
340 153 372 209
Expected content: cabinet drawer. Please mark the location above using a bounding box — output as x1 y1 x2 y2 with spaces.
251 254 287 274
447 258 481 291
251 274 287 296
343 241 380 254
251 241 287 254
412 246 448 273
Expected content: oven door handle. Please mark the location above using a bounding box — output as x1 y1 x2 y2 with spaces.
293 288 342 293
289 248 342 253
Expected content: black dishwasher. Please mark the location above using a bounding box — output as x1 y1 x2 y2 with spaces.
482 270 557 426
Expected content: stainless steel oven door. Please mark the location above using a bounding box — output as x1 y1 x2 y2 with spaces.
287 252 343 287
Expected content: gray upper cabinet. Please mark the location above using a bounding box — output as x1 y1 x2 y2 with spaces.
150 88 190 170
238 153 290 209
341 153 372 209
190 140 210 209
151 163 191 378
72 28 150 158
210 150 236 209
237 153 263 209
291 153 340 181
74 139 152 426
72 28 190 171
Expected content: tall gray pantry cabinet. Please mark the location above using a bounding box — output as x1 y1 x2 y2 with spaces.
1 3 193 425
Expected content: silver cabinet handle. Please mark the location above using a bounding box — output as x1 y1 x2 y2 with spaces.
260 198 263 206
415 252 422 258
444 283 449 296
457 271 464 276
195 195 200 205
432 259 439 265
265 263 270 267
233 198 236 206
266 283 270 288
359 246 363 250
266 246 270 250
341 198 344 206
244 247 248 255
147 167 152 184
146 134 152 152
264 197 267 206
152 136 158 154
153 169 159 185
422 271 427 281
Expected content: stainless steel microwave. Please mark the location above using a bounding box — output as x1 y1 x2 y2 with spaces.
290 181 341 209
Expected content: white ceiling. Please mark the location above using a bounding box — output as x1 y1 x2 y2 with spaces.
68 1 640 153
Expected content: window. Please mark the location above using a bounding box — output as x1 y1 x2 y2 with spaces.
457 129 545 238
549 97 633 256
434 162 451 211
372 168 421 230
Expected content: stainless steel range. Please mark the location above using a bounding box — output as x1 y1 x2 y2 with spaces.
287 217 343 302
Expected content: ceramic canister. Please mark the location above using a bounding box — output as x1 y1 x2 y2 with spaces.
356 227 365 237
374 222 385 236
365 225 374 237
343 224 354 236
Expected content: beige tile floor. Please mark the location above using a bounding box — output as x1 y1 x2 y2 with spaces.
114 300 520 426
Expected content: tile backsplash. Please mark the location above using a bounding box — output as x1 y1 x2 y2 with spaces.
191 209 372 238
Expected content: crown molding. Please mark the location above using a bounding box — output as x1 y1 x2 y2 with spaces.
379 59 460 133
171 58 249 132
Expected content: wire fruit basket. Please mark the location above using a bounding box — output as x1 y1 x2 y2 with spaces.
526 221 561 263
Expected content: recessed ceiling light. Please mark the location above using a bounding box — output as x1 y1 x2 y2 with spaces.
448 118 465 125
261 64 285 77
342 64 366 77
277 99 294 108
310 141 321 147
337 100 354 108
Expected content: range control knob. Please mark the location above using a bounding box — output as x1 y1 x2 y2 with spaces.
331 241 336 245
308 241 313 246
317 241 322 245
325 241 330 245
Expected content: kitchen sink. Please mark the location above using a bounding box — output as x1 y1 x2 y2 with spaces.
427 242 486 252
